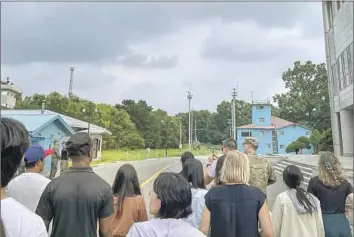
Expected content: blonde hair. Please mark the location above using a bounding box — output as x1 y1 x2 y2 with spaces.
220 150 250 184
318 152 345 187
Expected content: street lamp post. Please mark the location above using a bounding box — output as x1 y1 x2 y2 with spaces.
82 103 98 136
187 91 193 150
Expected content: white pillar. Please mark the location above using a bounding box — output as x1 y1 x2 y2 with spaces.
98 135 103 160
340 110 353 157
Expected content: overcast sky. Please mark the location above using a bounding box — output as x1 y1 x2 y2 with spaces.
1 2 326 114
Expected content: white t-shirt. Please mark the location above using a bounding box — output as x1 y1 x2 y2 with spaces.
7 172 51 212
1 197 48 237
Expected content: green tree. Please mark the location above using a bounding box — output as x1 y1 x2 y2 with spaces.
310 130 324 154
319 128 333 152
273 61 331 131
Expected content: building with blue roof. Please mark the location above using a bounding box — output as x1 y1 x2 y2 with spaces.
1 112 75 176
237 100 314 155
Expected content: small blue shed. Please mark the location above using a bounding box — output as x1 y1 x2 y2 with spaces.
1 113 75 175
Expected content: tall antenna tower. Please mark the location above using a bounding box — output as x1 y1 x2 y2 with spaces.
68 67 75 97
187 91 193 149
231 85 238 141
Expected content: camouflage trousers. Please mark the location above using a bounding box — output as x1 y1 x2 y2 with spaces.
49 157 59 180
60 160 68 173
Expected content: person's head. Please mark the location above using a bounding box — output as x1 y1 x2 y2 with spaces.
318 152 345 187
150 172 192 219
214 155 226 185
1 118 30 189
112 164 141 216
65 132 93 166
221 138 237 154
53 139 59 147
242 137 258 154
283 165 304 189
24 145 46 173
180 151 195 167
220 150 249 184
283 165 317 214
181 158 205 189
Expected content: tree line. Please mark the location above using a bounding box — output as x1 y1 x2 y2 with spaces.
9 60 333 151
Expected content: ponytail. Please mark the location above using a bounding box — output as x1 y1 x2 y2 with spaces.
295 186 316 214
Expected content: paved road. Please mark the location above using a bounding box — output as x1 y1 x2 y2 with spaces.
94 156 285 218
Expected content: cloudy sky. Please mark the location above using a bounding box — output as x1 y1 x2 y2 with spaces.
2 2 325 114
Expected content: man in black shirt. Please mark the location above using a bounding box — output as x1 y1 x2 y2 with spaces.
36 132 114 237
60 141 69 174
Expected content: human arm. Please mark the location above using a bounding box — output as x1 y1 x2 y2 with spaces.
271 195 283 237
98 188 114 237
204 160 217 185
138 196 148 222
259 201 274 237
267 163 277 186
306 178 317 196
35 184 54 231
199 207 211 235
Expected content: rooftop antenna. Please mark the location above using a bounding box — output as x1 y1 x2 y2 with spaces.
68 67 75 97
250 91 254 104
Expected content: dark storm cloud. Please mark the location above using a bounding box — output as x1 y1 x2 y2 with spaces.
2 2 322 65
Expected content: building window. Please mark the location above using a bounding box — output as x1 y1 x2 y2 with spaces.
241 132 252 137
256 106 264 110
306 132 311 136
266 144 271 149
279 131 284 135
260 131 264 136
259 117 265 123
280 145 285 149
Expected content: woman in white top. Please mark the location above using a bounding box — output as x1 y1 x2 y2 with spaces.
272 165 324 237
0 117 48 237
181 158 208 228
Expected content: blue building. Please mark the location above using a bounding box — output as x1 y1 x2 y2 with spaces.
237 100 314 155
1 112 75 175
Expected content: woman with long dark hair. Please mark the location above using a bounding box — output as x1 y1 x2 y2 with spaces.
307 152 353 237
181 158 208 228
1 117 48 237
272 165 324 237
111 164 147 237
127 172 205 237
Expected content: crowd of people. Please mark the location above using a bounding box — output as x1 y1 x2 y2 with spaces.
0 117 353 237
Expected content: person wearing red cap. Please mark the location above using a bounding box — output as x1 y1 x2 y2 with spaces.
7 144 51 213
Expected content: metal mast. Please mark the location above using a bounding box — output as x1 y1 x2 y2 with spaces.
68 67 75 97
187 91 193 149
231 87 238 140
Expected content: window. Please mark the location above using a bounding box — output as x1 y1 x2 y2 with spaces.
280 145 285 149
241 132 252 137
306 132 311 136
279 131 284 135
266 144 271 149
256 106 264 110
259 117 265 123
260 131 264 136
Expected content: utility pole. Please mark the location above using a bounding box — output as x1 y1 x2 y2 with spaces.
187 91 193 150
231 87 238 141
68 67 75 97
194 119 197 142
250 91 254 104
179 119 182 150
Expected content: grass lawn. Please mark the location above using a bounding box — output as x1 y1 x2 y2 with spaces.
89 146 212 166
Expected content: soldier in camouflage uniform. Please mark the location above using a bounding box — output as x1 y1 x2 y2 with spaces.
243 137 277 196
49 139 61 180
60 141 69 174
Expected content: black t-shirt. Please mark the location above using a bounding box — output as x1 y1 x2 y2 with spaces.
307 176 353 214
205 184 266 237
36 167 114 237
